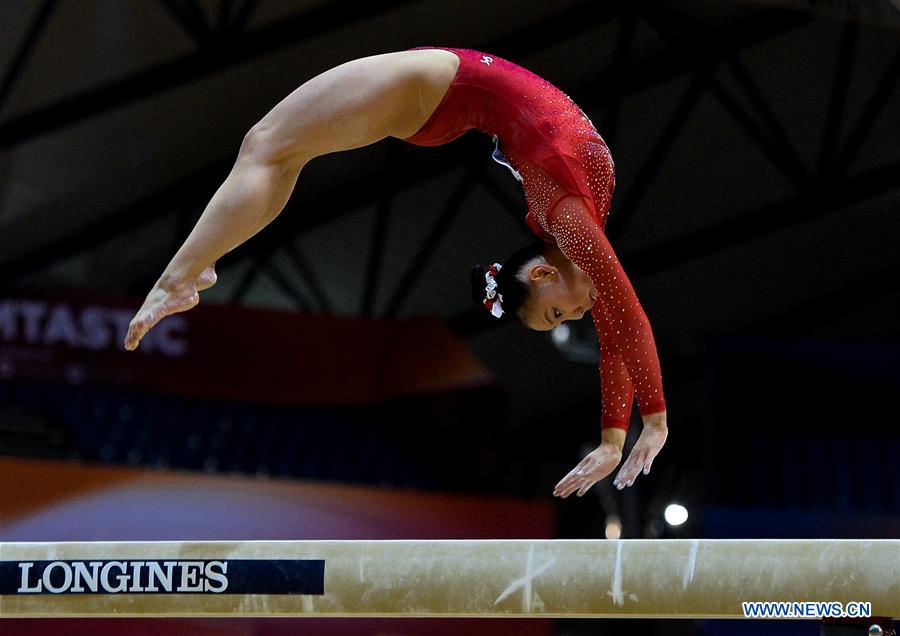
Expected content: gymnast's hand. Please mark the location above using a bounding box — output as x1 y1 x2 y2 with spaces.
553 429 624 498
124 265 217 351
613 412 667 490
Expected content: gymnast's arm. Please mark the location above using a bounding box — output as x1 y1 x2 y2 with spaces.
552 306 633 497
593 300 636 432
550 195 668 492
553 299 663 498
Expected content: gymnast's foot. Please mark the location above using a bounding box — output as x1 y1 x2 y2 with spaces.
124 265 217 351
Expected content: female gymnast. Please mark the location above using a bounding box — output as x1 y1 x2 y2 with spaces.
124 47 668 498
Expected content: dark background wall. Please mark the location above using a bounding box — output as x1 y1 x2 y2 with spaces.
1 1 899 635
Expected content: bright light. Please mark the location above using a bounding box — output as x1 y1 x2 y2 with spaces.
604 514 622 540
664 503 689 526
551 323 571 345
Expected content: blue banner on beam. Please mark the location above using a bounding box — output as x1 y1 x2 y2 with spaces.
0 559 325 595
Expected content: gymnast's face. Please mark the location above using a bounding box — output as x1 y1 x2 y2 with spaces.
519 263 597 331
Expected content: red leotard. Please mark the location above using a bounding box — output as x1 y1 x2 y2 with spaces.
403 47 666 429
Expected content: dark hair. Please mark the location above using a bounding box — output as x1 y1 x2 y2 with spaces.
470 240 546 322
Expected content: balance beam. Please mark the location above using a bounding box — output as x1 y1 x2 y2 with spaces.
1 539 897 618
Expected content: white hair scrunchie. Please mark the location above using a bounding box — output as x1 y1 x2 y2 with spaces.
483 263 504 319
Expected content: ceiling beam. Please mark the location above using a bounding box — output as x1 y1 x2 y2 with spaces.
0 0 420 150
625 158 900 278
0 0 59 112
1 5 811 285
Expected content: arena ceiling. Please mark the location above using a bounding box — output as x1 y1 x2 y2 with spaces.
2 0 899 439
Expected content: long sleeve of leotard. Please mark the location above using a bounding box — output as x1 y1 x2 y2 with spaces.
593 301 637 430
548 195 666 429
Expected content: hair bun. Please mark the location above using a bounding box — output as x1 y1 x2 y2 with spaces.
470 265 487 307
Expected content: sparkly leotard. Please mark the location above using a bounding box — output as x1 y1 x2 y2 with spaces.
403 47 666 429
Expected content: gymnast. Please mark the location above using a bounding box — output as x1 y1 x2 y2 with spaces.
124 47 668 497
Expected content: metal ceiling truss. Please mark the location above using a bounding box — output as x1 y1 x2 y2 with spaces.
623 1 900 276
158 0 261 45
0 0 613 281
185 3 819 317
282 239 333 314
383 164 481 319
0 0 420 150
626 157 900 278
250 249 314 312
723 54 809 181
359 145 399 317
10 0 895 333
359 196 394 317
0 0 58 113
816 22 859 176
605 62 719 237
453 1 899 335
159 0 217 45
600 9 638 150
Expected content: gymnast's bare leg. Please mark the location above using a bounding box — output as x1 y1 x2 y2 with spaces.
124 49 459 351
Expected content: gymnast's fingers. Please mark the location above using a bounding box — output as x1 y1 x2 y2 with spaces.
627 449 649 485
554 458 591 492
563 476 589 498
553 479 575 497
576 478 598 497
614 449 644 489
555 466 591 497
554 473 584 498
553 469 577 494
612 459 632 489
